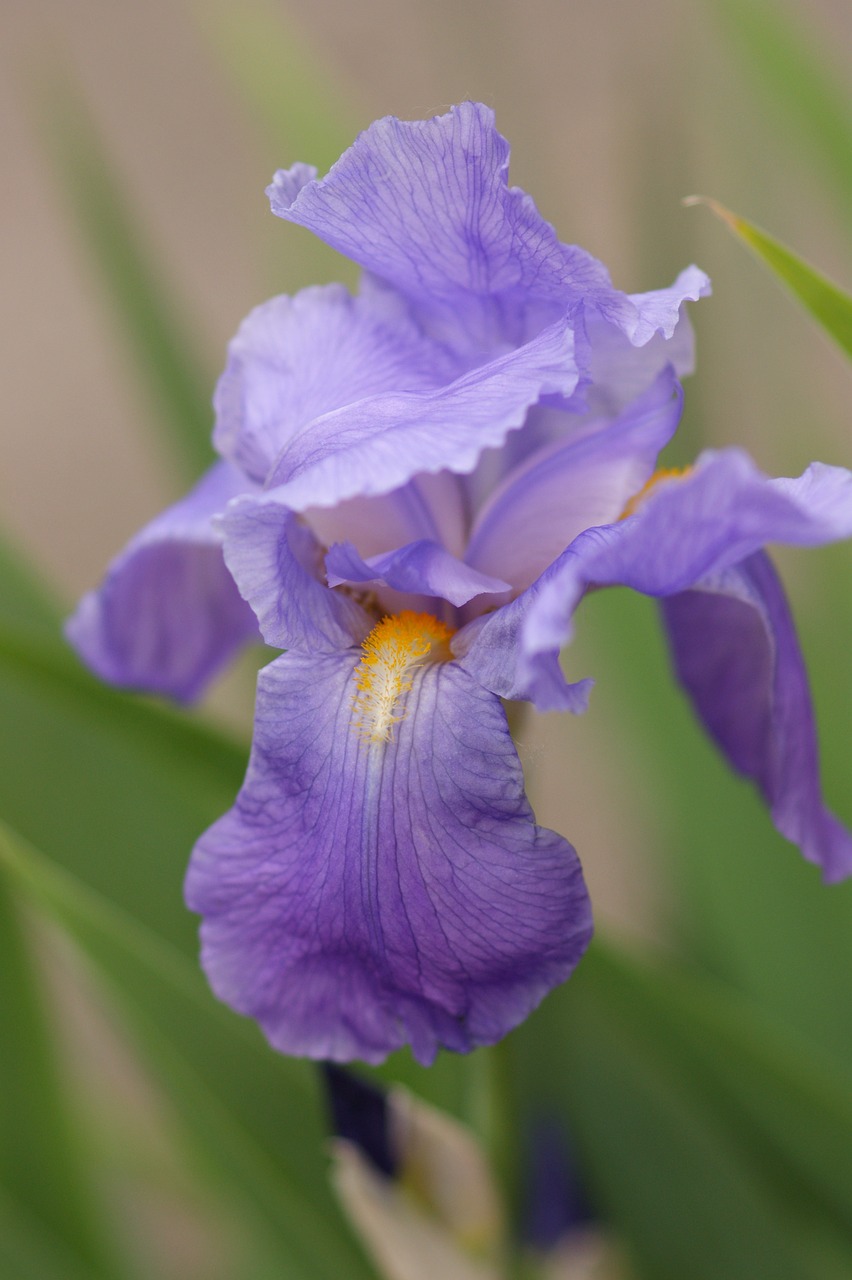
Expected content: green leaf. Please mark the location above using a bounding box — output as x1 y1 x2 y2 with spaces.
0 625 246 954
0 625 373 1276
0 820 377 1280
193 0 358 295
0 872 120 1277
589 947 852 1238
572 584 852 1080
705 0 852 214
0 525 62 637
40 78 214 482
685 197 852 358
0 1186 107 1280
512 941 852 1279
195 0 353 177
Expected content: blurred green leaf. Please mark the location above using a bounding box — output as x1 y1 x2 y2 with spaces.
0 872 120 1277
363 1044 473 1125
0 625 246 954
686 197 852 358
41 79 214 482
706 0 852 215
193 0 359 295
0 526 62 636
195 0 353 175
0 1186 107 1280
589 946 852 1237
512 941 852 1279
0 820 376 1280
0 618 375 1276
573 585 852 1079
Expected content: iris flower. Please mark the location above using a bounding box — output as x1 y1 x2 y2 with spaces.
67 103 852 1065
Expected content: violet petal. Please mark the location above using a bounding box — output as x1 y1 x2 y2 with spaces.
325 539 510 608
66 462 258 702
662 553 852 881
221 497 370 652
185 649 592 1064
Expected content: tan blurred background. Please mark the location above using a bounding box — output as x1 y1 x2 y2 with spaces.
2 0 850 936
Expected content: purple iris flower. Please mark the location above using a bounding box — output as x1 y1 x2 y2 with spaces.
66 102 852 1065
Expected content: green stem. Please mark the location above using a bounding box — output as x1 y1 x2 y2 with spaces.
464 1039 526 1279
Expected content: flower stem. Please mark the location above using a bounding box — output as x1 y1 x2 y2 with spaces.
465 1037 525 1278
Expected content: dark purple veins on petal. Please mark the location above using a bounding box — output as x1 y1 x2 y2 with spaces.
184 649 593 1064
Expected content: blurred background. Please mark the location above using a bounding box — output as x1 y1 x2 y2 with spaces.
1 2 852 1277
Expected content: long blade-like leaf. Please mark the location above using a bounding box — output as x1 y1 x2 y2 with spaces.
193 0 358 295
41 79 214 481
0 820 377 1280
0 873 120 1277
0 1186 107 1280
512 941 852 1278
0 526 62 636
0 625 245 954
194 0 352 176
586 946 852 1234
686 197 852 358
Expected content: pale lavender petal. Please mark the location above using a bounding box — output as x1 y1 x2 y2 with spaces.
465 369 682 591
459 268 704 488
325 539 510 608
662 554 852 881
617 265 711 346
454 596 595 712
410 470 469 559
269 161 317 204
213 284 451 483
267 102 610 351
581 289 699 419
518 450 852 709
66 463 258 701
185 650 592 1065
263 316 580 510
220 496 370 652
304 472 465 562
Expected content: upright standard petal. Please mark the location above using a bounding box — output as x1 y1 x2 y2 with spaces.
213 284 453 484
581 273 706 418
304 472 468 563
465 369 683 592
66 463 259 701
185 633 592 1065
263 316 580 511
267 102 610 351
609 265 711 346
661 554 852 881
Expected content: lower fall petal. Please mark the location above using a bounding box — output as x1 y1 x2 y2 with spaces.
661 553 852 881
65 462 259 702
185 639 592 1065
515 449 852 711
